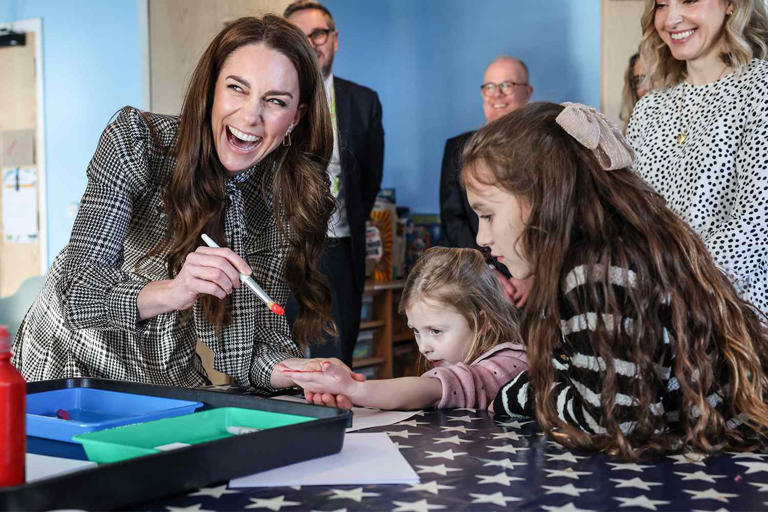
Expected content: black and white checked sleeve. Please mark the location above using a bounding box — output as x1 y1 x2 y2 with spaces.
57 107 152 336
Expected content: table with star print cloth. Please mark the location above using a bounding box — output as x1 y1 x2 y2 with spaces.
141 406 768 512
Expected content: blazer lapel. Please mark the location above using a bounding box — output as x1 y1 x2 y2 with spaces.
333 77 351 169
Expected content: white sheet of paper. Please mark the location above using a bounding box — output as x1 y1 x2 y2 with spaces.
272 394 421 432
229 432 419 488
25 453 96 483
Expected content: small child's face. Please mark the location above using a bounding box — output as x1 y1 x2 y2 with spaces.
406 298 473 368
466 161 532 279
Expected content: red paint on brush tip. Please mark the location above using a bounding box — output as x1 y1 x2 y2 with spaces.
270 302 285 316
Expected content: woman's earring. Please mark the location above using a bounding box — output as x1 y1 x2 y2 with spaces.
282 124 294 147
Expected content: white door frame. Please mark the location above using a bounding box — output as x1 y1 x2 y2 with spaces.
0 18 47 274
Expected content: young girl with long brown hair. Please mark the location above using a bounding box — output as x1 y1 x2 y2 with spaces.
463 101 768 460
286 247 527 410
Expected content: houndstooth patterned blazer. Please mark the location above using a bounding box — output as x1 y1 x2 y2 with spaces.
12 107 302 391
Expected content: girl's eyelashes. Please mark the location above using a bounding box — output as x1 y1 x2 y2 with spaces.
429 328 442 336
479 214 493 222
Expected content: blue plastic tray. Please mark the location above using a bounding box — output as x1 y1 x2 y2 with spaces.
26 388 203 442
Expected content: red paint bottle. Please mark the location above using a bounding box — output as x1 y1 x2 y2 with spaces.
0 325 25 487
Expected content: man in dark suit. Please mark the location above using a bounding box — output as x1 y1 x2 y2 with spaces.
286 1 384 365
440 56 532 305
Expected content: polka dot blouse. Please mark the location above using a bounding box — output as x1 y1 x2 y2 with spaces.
627 58 768 314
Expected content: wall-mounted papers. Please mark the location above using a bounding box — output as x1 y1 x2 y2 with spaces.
2 168 38 242
1 129 35 167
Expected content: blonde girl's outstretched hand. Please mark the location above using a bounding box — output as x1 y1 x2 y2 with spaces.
283 361 362 408
137 246 252 320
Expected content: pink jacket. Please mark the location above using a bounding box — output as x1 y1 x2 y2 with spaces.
421 342 527 409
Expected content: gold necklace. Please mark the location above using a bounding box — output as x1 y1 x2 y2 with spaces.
676 65 729 147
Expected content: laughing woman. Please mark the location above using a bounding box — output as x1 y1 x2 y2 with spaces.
626 0 768 313
12 16 342 392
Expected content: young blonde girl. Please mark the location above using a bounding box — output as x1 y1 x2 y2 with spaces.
462 101 768 460
286 247 527 410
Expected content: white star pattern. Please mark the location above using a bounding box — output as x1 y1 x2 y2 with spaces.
326 488 380 503
674 470 726 483
547 440 567 450
495 419 533 429
490 431 522 441
684 488 739 503
397 419 429 427
391 499 445 511
750 482 768 492
610 477 661 491
737 461 768 474
608 462 653 472
246 495 301 511
542 483 594 497
386 430 422 439
476 472 525 486
728 451 768 460
446 415 475 423
393 442 413 450
439 425 477 434
488 444 529 455
432 435 471 445
667 453 708 466
541 503 593 512
546 452 587 463
166 505 213 512
425 449 467 460
469 491 522 506
614 495 670 510
415 464 462 476
481 458 528 470
405 481 455 495
188 485 239 499
544 468 593 480
453 407 478 412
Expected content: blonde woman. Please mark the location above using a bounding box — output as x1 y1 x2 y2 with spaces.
626 0 768 313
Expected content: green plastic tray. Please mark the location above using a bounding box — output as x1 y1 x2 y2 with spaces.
73 407 314 464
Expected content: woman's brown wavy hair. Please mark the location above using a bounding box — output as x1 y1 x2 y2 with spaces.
157 16 335 347
461 102 768 460
639 0 768 87
399 247 522 372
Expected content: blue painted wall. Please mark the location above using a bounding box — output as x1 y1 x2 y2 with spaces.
325 0 602 214
0 0 143 265
1 0 600 264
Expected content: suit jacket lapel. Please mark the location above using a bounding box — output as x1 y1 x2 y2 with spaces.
333 77 351 169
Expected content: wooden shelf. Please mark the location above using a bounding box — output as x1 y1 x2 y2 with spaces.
352 356 385 368
360 320 385 330
393 332 414 343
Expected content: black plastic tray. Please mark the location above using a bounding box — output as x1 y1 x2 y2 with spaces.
0 378 351 511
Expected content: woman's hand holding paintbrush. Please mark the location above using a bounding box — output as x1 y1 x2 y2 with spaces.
136 235 269 320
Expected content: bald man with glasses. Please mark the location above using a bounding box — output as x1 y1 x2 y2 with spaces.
439 56 533 305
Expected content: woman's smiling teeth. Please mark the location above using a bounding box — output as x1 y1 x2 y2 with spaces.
227 125 262 151
670 29 695 41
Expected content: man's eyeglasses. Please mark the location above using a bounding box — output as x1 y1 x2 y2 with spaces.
307 28 334 46
480 81 529 97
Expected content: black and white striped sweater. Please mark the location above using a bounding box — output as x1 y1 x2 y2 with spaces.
493 264 743 435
